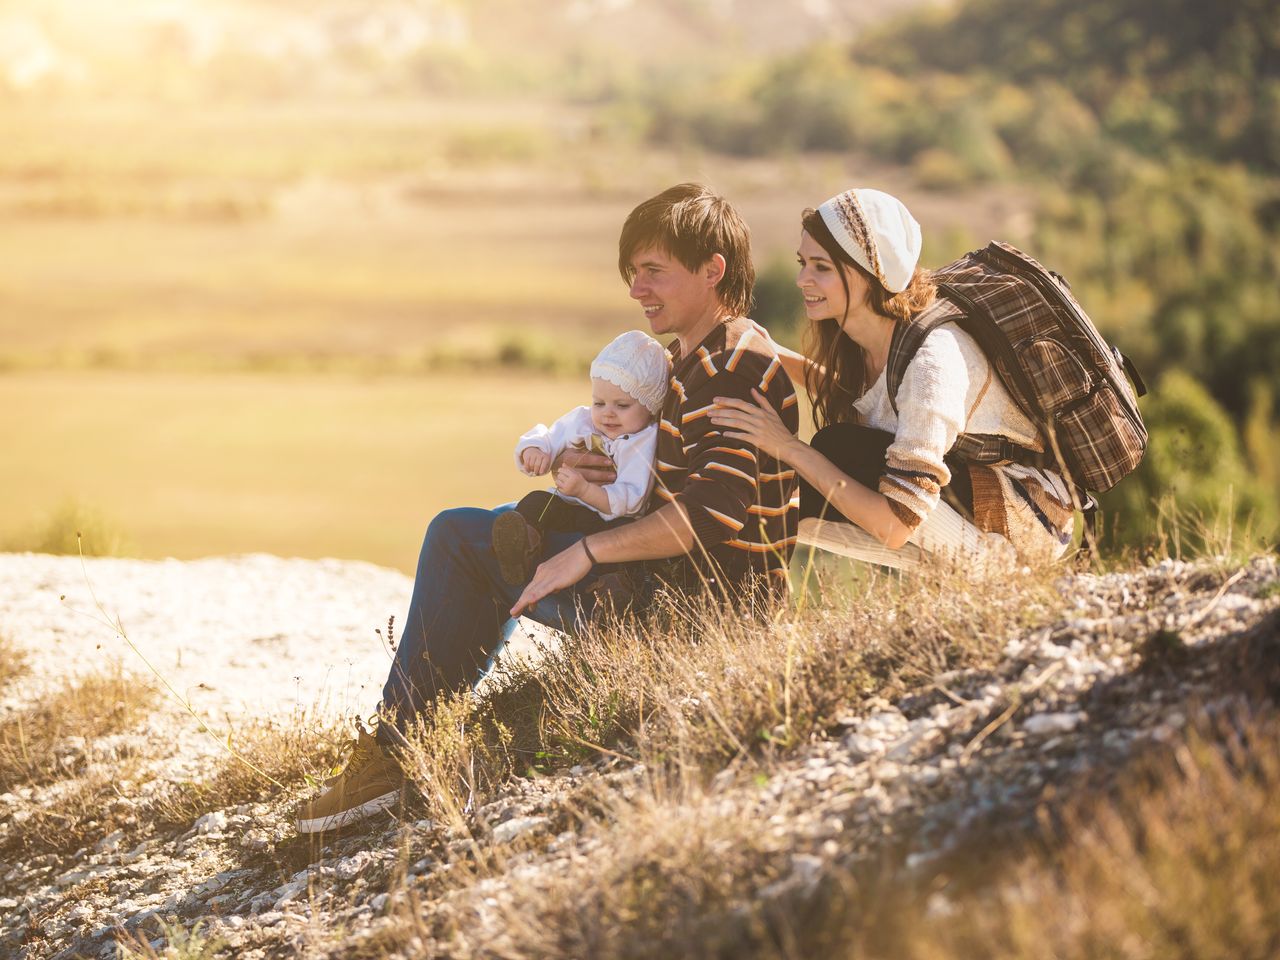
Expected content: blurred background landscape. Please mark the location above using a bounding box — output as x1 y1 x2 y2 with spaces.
3 0 1276 569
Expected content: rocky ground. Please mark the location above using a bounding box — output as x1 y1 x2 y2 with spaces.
0 552 1276 958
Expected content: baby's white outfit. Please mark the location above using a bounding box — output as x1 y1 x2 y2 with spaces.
514 406 659 521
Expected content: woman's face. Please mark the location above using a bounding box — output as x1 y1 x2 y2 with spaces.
795 229 867 325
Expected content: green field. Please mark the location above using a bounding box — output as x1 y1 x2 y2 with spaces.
5 370 589 570
0 98 1012 568
0 100 1021 373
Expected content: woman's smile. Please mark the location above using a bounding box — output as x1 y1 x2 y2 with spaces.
795 229 849 321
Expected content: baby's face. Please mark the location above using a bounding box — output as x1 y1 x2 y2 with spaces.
590 378 652 439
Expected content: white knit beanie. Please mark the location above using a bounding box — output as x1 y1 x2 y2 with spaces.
817 188 922 294
590 330 670 415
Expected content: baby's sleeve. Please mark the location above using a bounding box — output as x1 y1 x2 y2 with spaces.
514 406 590 475
603 424 659 518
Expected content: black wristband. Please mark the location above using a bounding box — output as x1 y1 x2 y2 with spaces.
581 538 599 566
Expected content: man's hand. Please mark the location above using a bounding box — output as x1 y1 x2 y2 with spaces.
511 540 592 617
553 449 616 485
520 447 552 475
554 465 587 497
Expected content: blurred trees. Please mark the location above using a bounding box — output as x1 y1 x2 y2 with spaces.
623 0 1278 550
1101 371 1276 551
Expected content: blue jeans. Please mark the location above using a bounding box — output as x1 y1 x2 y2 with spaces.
376 505 596 747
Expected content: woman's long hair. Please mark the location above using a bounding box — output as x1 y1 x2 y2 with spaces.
800 207 938 429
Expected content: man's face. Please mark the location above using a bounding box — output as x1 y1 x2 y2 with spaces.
626 246 719 340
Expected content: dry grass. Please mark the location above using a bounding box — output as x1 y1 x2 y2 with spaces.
152 711 350 831
116 917 228 960
1 498 133 557
375 590 1280 960
0 666 346 861
0 669 159 855
410 781 789 960
399 555 1063 823
842 713 1280 960
0 669 156 791
0 634 29 689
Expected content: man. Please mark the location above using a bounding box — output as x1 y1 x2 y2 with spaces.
296 183 799 834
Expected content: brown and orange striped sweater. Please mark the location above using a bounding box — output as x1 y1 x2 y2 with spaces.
646 317 800 591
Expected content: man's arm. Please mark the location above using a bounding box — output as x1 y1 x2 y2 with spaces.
587 501 697 560
509 502 694 616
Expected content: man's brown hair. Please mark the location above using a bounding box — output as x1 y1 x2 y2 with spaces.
618 182 754 317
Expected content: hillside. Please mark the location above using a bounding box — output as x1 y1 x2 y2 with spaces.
0 551 1276 958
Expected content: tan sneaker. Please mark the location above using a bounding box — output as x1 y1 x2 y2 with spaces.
296 728 406 835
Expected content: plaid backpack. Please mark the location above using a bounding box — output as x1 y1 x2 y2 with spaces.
886 241 1147 500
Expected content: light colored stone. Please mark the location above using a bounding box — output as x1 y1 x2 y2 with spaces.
1023 712 1085 735
492 816 549 844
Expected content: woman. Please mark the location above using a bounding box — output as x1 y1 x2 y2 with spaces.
710 188 1075 568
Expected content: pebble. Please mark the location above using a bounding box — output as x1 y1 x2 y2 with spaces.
1023 712 1085 735
492 816 550 844
190 811 228 836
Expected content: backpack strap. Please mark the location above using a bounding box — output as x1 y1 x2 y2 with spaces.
885 295 1056 473
885 298 960 416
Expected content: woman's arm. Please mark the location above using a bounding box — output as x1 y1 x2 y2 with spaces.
708 390 914 550
772 341 820 388
782 440 914 549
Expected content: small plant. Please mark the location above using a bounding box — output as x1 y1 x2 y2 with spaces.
0 668 157 791
0 633 29 689
155 710 348 828
0 668 159 855
117 917 227 960
5 499 132 557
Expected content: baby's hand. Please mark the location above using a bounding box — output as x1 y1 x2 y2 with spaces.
521 448 552 475
554 465 587 497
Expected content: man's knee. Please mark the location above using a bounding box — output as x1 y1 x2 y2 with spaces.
419 506 508 571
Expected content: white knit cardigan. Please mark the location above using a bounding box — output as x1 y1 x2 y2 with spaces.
851 322 1076 560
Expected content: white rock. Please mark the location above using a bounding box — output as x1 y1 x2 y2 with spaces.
55 867 93 887
492 816 549 844
192 811 228 836
861 710 908 737
335 851 377 881
791 854 823 887
1023 712 1085 735
1035 641 1070 661
94 829 125 854
241 829 271 851
843 733 885 759
273 878 308 909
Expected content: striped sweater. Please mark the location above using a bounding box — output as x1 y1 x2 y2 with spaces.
647 317 800 590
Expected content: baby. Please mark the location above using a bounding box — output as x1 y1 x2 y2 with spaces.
492 329 670 585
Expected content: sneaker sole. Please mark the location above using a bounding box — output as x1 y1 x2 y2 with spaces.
296 788 401 835
492 511 532 585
